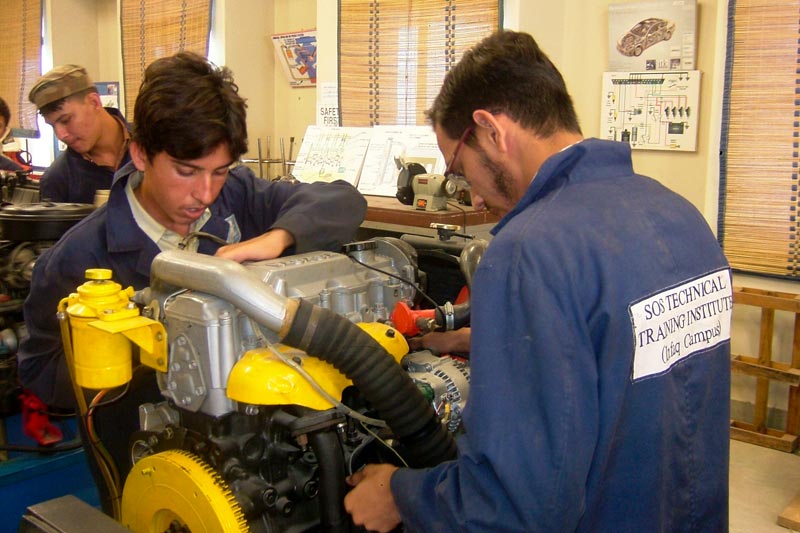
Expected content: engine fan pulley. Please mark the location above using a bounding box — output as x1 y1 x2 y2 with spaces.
121 449 247 532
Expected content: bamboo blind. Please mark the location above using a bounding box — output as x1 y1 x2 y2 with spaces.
0 0 42 136
720 0 800 278
338 0 499 127
120 0 211 118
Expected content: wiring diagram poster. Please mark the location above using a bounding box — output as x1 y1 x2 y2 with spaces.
292 125 371 185
601 70 700 151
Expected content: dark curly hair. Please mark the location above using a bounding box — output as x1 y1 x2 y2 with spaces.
133 52 248 161
427 30 581 142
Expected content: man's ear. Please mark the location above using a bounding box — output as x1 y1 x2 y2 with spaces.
472 109 507 153
129 141 148 171
85 92 103 109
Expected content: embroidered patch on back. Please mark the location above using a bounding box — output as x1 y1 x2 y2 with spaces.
629 268 733 381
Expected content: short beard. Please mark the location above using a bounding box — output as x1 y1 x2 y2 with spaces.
477 148 516 206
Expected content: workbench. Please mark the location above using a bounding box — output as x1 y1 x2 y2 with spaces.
359 195 498 242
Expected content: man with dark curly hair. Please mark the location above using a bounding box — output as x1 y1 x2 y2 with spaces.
19 51 366 515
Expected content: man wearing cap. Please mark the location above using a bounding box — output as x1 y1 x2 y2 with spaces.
29 64 130 204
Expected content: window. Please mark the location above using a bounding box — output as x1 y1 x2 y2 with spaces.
719 0 800 278
338 0 500 127
120 0 212 117
0 0 43 136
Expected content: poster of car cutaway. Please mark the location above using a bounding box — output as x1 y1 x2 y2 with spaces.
608 0 696 72
601 70 700 151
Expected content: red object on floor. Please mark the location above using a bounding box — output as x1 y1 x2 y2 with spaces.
20 390 64 446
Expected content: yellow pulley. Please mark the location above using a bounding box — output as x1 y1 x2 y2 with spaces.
121 450 248 532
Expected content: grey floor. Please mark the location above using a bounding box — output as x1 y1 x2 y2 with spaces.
730 439 800 532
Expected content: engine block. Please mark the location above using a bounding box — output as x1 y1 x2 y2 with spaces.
149 238 420 418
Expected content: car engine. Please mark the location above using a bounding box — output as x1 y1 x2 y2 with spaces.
62 237 474 532
0 200 94 418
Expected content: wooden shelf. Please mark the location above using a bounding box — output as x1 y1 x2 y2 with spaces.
730 286 800 453
364 195 499 230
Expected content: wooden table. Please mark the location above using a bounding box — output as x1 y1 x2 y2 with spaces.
361 195 499 241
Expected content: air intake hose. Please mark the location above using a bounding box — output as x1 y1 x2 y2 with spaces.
282 299 457 468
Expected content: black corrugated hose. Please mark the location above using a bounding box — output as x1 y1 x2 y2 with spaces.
308 430 348 533
282 299 457 468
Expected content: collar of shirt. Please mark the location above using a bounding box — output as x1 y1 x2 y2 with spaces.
125 170 211 252
81 111 131 169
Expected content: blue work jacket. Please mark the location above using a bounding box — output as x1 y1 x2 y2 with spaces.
39 107 131 204
392 138 731 532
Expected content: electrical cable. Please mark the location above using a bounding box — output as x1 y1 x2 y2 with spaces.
0 438 83 453
83 393 122 497
58 305 122 519
347 256 440 309
84 387 125 494
446 200 469 236
358 421 409 468
177 231 229 250
0 408 83 453
249 315 414 469
267 344 388 428
248 317 389 428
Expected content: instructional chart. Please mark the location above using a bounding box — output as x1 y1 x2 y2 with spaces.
292 126 372 185
601 70 700 151
357 126 445 197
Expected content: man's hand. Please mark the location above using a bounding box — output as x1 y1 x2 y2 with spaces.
408 327 471 354
214 229 294 263
344 464 402 532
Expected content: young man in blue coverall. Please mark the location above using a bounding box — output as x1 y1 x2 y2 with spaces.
17 51 366 514
28 64 131 203
345 30 732 532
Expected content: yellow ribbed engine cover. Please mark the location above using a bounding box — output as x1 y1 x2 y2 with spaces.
226 322 408 410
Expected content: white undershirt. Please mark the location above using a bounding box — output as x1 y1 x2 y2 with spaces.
124 170 210 252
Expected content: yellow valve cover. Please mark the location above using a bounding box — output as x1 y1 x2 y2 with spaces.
227 346 352 410
357 321 409 361
227 322 408 410
121 450 247 533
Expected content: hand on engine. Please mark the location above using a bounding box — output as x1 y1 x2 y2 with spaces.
408 327 471 354
344 463 401 532
215 228 294 263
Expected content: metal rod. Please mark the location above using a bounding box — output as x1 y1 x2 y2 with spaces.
257 138 264 179
287 137 295 177
280 138 287 177
266 136 271 180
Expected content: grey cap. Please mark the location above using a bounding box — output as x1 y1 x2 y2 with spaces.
28 65 94 109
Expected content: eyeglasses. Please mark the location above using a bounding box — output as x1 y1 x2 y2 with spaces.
444 125 474 190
